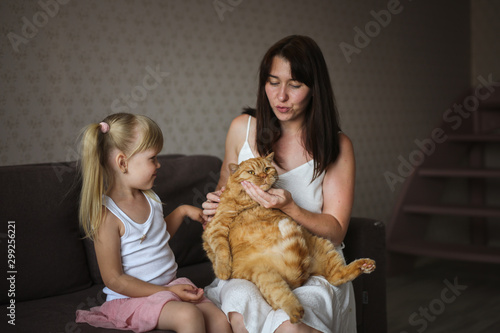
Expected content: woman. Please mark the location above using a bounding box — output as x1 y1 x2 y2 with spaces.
203 35 359 333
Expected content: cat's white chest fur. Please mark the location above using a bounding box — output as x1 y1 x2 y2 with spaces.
278 218 296 237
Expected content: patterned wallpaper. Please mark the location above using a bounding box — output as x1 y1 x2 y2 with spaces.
2 0 493 223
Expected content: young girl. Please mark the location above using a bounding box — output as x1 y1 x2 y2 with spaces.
75 113 232 333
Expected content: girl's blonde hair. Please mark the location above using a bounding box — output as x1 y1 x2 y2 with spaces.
79 113 164 240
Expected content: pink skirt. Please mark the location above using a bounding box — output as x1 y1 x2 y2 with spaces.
76 277 211 333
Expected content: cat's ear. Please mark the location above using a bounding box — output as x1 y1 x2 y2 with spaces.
229 163 239 175
265 152 274 162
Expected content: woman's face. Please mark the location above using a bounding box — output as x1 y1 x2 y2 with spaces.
265 56 312 124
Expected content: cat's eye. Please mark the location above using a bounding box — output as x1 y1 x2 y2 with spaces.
264 167 271 173
248 170 255 175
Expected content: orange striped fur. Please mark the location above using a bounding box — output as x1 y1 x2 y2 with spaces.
202 153 375 323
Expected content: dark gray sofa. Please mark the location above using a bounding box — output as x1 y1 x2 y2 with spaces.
0 154 386 333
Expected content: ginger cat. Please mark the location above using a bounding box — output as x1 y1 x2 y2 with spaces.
202 153 375 323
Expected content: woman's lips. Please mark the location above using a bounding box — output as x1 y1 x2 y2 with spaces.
276 106 290 113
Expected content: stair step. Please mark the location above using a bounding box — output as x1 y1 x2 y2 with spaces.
418 167 500 178
403 204 500 218
479 105 500 111
388 240 500 263
387 89 500 268
447 134 500 142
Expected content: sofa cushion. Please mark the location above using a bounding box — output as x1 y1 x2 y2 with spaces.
343 217 387 333
153 154 221 213
153 154 221 268
0 162 91 303
169 217 208 266
16 284 177 332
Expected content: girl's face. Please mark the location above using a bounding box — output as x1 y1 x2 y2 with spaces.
265 56 312 124
125 148 161 190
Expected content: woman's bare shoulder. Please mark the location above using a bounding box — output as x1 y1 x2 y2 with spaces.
229 113 252 131
226 114 252 148
338 132 354 155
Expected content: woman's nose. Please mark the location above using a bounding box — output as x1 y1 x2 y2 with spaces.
278 87 288 102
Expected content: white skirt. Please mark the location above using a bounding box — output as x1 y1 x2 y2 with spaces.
204 274 357 333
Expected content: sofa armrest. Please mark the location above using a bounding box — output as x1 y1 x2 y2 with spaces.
343 217 387 333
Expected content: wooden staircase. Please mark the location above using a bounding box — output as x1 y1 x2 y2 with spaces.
387 83 500 274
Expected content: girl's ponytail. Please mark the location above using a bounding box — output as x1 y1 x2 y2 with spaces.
79 123 106 240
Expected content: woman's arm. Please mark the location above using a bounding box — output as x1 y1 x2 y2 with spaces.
202 114 249 217
241 133 355 245
319 133 355 243
216 114 249 189
94 210 203 301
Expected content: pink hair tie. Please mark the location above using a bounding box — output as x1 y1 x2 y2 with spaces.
99 122 110 134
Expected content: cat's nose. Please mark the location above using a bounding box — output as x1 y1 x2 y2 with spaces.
258 173 266 178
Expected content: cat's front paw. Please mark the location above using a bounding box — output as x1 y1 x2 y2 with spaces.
285 305 304 324
214 261 232 280
359 259 376 274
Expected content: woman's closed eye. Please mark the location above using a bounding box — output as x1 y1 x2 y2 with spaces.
268 80 302 89
289 80 303 88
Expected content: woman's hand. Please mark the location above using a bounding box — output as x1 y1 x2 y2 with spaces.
241 181 293 210
166 284 205 302
201 187 225 225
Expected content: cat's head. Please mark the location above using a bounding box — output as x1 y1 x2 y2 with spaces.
228 153 278 191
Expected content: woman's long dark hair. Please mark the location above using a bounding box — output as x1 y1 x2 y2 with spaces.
244 35 341 180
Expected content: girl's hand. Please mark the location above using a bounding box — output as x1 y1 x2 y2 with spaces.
166 205 208 235
182 205 206 224
166 284 205 302
241 181 293 210
201 187 225 224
